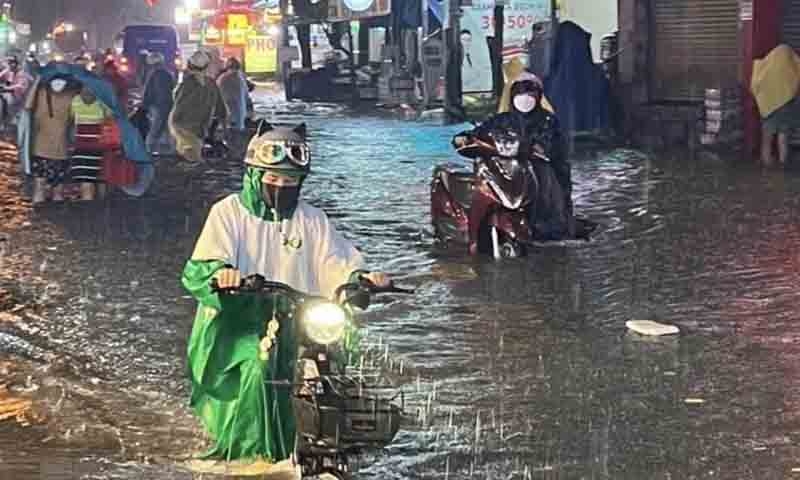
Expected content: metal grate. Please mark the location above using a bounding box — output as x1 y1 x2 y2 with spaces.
651 0 741 101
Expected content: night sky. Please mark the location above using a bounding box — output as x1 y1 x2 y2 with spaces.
12 0 181 48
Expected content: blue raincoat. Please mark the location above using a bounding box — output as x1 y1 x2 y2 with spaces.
19 63 154 196
544 21 611 134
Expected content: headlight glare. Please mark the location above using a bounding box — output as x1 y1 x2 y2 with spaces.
302 302 347 345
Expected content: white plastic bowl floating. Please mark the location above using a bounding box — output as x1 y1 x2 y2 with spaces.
625 320 680 336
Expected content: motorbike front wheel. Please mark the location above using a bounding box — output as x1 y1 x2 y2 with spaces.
317 470 351 480
490 226 525 259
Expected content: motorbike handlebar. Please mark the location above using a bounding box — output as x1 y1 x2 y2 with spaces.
353 275 416 295
531 151 551 162
211 274 415 301
211 274 293 295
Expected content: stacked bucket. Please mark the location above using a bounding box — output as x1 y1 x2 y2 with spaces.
698 88 744 149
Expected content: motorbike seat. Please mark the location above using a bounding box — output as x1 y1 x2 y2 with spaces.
434 163 474 208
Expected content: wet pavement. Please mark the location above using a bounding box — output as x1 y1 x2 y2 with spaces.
2 91 800 479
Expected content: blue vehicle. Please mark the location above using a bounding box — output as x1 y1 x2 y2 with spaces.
116 25 181 86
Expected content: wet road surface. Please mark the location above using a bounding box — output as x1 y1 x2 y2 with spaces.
2 94 800 479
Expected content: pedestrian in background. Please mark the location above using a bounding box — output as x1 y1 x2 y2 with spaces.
28 76 76 204
752 44 800 167
217 57 248 132
0 54 34 130
169 51 226 163
141 52 175 155
70 84 112 201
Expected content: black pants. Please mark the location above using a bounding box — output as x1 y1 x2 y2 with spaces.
528 160 573 241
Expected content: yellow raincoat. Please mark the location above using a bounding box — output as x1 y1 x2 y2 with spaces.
751 44 800 119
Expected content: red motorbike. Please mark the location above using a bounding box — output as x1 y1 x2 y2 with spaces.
431 129 541 259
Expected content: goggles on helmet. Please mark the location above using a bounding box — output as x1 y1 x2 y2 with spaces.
246 140 310 170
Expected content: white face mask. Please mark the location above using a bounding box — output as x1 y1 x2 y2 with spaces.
513 94 537 113
50 79 67 93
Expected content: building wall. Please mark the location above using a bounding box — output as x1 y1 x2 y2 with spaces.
616 0 744 153
616 0 650 140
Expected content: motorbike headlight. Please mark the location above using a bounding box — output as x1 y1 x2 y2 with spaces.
302 302 347 345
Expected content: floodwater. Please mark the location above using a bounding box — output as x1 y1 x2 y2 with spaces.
3 93 800 479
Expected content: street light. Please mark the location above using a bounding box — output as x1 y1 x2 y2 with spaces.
175 6 191 24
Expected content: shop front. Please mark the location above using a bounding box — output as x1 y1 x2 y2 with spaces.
619 0 750 152
650 0 740 102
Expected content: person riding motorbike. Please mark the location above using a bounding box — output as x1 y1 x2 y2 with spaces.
454 72 585 241
181 122 391 462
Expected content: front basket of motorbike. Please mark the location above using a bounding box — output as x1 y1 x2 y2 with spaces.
294 383 402 448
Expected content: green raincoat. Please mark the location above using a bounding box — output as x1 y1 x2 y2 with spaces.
182 167 366 461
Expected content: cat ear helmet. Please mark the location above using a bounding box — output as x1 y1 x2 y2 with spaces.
244 122 310 178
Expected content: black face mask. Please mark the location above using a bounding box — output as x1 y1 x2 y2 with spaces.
261 182 302 220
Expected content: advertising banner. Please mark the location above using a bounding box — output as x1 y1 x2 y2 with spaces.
227 13 250 46
460 0 550 92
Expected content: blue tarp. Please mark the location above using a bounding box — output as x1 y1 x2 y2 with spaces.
393 0 422 28
429 0 444 24
24 63 154 196
543 21 610 134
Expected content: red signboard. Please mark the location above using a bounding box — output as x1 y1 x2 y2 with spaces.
222 0 253 12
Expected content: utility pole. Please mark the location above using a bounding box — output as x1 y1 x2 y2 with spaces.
444 0 462 123
491 0 504 101
279 0 292 101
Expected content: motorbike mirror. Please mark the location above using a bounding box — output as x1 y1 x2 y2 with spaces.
443 105 478 126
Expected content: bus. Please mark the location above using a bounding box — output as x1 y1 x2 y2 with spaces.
116 25 181 86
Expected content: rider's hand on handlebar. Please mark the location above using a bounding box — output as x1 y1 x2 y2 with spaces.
532 143 545 155
362 271 392 289
214 268 241 289
452 135 470 149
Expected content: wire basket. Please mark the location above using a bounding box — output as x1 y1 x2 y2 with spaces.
294 381 403 449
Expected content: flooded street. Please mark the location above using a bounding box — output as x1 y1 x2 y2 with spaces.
3 92 800 479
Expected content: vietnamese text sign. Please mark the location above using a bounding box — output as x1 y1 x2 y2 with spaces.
245 35 278 73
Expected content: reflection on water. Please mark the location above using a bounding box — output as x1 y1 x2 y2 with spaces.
2 96 800 478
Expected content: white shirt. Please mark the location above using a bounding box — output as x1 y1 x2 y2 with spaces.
192 194 365 299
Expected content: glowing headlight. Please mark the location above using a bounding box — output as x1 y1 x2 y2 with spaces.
302 302 347 345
